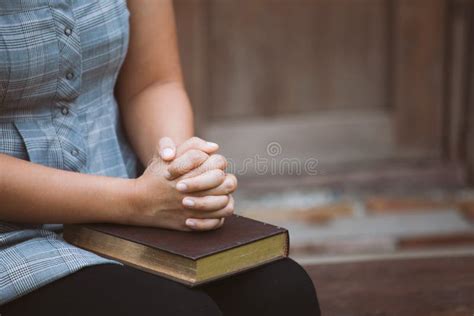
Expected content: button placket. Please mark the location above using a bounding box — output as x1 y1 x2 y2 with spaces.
51 3 82 102
49 3 86 172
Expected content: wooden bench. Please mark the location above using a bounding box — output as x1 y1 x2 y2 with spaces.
306 255 474 315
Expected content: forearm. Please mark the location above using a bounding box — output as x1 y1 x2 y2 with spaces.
119 81 194 166
0 154 135 224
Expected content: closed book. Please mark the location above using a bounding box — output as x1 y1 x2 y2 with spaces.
63 215 289 286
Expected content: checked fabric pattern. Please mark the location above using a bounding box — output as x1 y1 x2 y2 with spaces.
0 0 138 304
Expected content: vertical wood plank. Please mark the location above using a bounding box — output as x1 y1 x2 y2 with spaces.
446 0 471 162
392 0 447 156
173 0 210 133
466 2 474 183
208 0 390 120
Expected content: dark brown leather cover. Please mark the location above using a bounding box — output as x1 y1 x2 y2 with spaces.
83 215 288 260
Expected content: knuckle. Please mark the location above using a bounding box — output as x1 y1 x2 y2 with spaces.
214 169 226 180
222 202 234 217
221 183 233 194
223 206 234 217
211 154 227 169
166 167 178 176
167 162 177 171
230 174 238 188
225 177 236 192
189 149 208 162
224 194 231 204
187 149 200 160
219 196 229 207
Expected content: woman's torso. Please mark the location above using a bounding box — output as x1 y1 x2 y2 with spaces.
0 0 137 177
0 0 137 304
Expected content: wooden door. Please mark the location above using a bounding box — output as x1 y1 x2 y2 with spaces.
174 0 470 188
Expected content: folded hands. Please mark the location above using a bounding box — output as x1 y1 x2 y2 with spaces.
130 137 237 232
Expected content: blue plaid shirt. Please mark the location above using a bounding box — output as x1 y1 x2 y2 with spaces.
0 0 138 304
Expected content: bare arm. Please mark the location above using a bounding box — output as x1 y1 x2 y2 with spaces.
0 154 134 224
116 0 193 165
0 0 234 230
0 152 232 230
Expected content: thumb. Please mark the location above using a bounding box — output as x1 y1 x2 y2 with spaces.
158 137 176 161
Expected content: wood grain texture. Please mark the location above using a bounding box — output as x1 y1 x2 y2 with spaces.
398 233 474 249
392 0 447 155
204 110 427 177
174 0 210 130
208 0 390 119
446 0 471 161
467 1 474 183
173 0 465 182
365 196 454 214
235 160 466 192
306 255 474 315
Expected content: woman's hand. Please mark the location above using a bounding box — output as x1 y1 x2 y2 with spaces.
129 141 237 232
163 137 238 228
158 136 237 194
157 136 219 163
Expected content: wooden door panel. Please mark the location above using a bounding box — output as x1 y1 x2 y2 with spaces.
393 0 446 154
174 0 454 179
208 0 390 119
204 110 428 177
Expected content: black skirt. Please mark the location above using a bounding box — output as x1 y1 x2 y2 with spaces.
1 258 320 316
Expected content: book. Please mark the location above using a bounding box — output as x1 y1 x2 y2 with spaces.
63 215 289 286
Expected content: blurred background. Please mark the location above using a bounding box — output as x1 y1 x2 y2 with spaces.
173 0 474 264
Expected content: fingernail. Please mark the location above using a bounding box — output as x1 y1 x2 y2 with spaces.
183 198 195 207
176 182 188 192
185 219 196 227
161 148 174 159
206 142 218 149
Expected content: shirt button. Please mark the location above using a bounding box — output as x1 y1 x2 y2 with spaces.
61 106 69 116
66 72 74 80
64 27 73 36
71 149 79 157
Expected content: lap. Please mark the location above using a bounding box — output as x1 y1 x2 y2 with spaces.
203 258 320 316
1 258 320 316
1 264 220 316
203 259 319 315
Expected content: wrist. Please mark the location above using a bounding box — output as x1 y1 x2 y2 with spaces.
118 176 158 226
107 177 143 225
